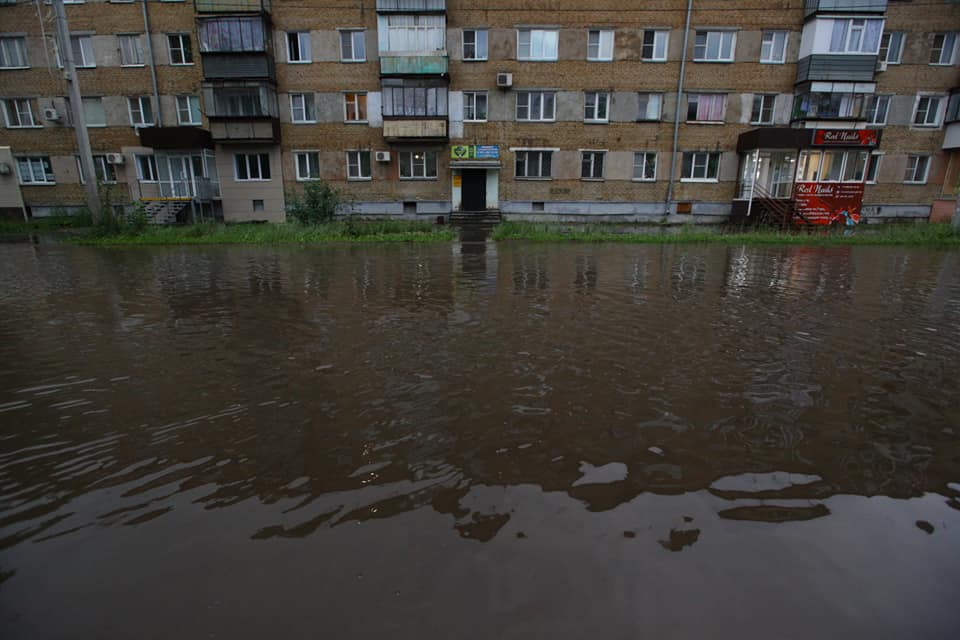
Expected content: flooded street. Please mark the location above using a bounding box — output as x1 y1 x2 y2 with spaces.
1 240 959 639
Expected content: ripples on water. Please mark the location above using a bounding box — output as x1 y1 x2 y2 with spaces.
0 241 959 638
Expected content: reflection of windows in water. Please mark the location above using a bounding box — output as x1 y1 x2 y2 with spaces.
575 255 597 291
629 258 650 301
513 255 549 292
671 254 707 298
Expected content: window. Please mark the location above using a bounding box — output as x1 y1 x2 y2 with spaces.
167 34 193 65
290 93 316 123
59 35 95 68
879 31 904 64
913 95 943 126
865 152 882 183
930 33 957 65
694 31 735 62
793 92 864 119
78 155 116 184
344 92 367 122
16 156 54 184
463 91 487 122
641 30 668 61
399 151 438 180
760 30 787 64
381 86 447 117
581 151 605 180
828 19 882 54
127 96 153 126
516 91 555 121
197 17 266 52
340 30 366 62
294 151 320 180
176 95 201 125
347 150 371 180
633 152 657 181
864 94 890 125
235 153 270 181
818 150 845 182
842 151 869 183
118 34 144 66
687 93 726 122
587 29 614 61
380 15 445 53
904 155 930 184
751 94 776 124
515 150 553 179
3 98 35 128
463 29 488 61
681 152 720 181
517 29 558 61
638 93 662 121
0 36 29 68
948 93 960 124
82 97 105 126
135 154 158 182
584 91 609 122
213 87 266 117
287 31 311 63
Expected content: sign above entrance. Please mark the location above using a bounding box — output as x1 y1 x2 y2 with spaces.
451 145 500 160
811 129 879 148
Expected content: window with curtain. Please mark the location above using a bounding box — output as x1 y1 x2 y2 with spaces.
382 86 448 117
828 19 883 54
686 94 726 122
379 15 446 53
198 17 266 52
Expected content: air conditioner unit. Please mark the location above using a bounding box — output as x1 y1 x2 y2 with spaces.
105 153 125 165
496 72 513 88
43 108 61 122
876 60 887 72
374 151 391 163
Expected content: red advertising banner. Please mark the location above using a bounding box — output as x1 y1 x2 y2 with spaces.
793 181 866 226
812 129 879 147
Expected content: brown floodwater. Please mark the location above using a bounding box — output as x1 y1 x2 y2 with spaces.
1 240 959 639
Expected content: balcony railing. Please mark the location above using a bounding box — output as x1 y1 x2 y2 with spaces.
796 55 879 83
195 0 270 13
376 0 446 13
804 0 886 17
379 54 448 75
383 119 447 140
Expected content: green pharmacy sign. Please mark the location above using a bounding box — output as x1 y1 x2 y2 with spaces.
450 145 499 160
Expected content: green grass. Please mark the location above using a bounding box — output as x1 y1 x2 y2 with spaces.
491 222 960 247
74 221 457 245
0 215 91 234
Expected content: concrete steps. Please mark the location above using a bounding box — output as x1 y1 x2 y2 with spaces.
450 210 501 225
142 200 190 225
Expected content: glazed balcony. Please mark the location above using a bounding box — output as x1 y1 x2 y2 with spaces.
197 15 275 81
203 81 279 143
804 0 886 17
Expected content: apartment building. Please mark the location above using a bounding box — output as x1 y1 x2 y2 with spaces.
0 0 958 224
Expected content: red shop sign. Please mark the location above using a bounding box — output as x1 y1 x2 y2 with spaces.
811 129 878 147
793 181 866 226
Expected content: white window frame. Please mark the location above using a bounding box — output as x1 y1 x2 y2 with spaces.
930 33 957 66
347 150 371 180
176 95 201 125
127 95 153 127
463 91 488 122
513 148 555 180
340 30 366 63
3 98 36 128
903 155 930 184
343 92 367 123
865 151 882 184
16 156 55 185
828 19 883 55
760 30 787 64
879 31 904 65
913 95 944 127
0 36 30 69
287 31 311 63
580 150 605 180
638 92 662 121
167 33 193 65
135 154 158 182
641 29 668 62
118 34 144 67
62 35 95 68
290 92 316 123
234 153 271 181
587 29 614 61
398 150 438 180
694 30 735 62
293 151 320 181
583 91 609 123
517 28 559 61
462 28 488 61
516 91 556 122
681 151 720 182
633 151 657 182
865 94 890 125
751 94 776 125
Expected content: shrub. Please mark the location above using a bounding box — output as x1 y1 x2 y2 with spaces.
287 180 342 225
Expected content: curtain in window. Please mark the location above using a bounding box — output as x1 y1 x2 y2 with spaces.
697 94 724 121
382 15 445 53
199 18 265 52
382 86 448 116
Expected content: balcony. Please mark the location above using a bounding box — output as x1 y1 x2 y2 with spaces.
203 81 279 143
376 0 446 12
792 91 867 122
804 0 886 17
383 119 447 140
796 55 878 83
195 0 270 13
138 127 213 150
944 91 960 150
198 15 274 81
202 54 275 81
209 119 279 143
380 54 448 76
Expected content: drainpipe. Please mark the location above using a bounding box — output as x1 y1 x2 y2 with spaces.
665 0 694 213
142 0 162 126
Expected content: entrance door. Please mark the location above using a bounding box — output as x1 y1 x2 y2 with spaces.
461 170 487 211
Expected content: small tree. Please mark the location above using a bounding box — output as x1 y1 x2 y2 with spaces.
287 180 342 225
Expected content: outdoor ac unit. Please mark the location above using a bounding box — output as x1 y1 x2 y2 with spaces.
496 72 513 88
374 151 391 163
105 153 125 165
876 60 887 72
43 108 61 122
